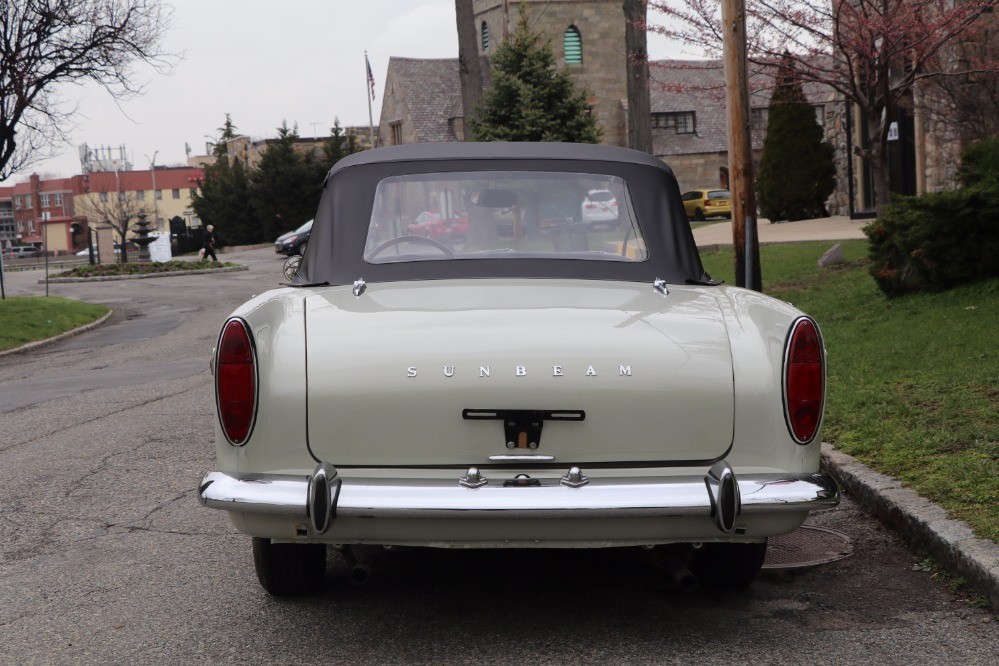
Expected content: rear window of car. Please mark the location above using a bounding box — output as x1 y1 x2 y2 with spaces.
708 190 730 199
681 191 702 201
364 171 647 264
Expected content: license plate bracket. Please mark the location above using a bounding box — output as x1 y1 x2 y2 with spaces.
462 409 585 450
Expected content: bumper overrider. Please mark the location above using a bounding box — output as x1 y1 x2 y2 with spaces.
198 461 840 537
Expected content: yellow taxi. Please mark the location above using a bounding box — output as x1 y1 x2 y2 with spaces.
681 189 731 221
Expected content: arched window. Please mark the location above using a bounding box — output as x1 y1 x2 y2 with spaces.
481 22 489 52
564 25 582 65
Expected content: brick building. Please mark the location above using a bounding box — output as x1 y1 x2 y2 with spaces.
1 167 203 255
9 175 83 253
0 185 17 248
78 167 204 234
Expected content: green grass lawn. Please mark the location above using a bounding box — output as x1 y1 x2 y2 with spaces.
701 241 999 542
0 297 110 351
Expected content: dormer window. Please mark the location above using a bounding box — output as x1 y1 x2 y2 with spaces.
652 112 696 134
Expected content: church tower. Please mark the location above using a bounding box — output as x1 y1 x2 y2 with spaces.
473 0 629 147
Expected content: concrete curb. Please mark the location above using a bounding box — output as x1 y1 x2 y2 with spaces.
822 443 999 609
38 264 248 283
0 308 114 358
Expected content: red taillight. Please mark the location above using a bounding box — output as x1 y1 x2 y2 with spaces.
216 318 256 445
784 318 824 443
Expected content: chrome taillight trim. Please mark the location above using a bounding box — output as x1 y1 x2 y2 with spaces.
214 316 259 447
781 316 826 445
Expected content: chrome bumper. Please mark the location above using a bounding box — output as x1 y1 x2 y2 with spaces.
198 463 840 535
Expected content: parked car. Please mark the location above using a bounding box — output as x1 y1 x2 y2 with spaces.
274 219 313 256
406 211 469 242
682 189 732 221
74 241 138 258
199 143 839 596
2 246 43 259
580 188 619 229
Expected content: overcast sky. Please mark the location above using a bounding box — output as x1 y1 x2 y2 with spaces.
25 0 688 180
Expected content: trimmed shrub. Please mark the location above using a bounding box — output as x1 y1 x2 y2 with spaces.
957 135 999 188
757 54 836 222
55 260 237 279
866 183 999 296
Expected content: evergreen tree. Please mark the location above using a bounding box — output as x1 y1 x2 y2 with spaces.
322 117 359 168
191 115 261 244
756 53 836 222
251 121 324 240
469 4 601 143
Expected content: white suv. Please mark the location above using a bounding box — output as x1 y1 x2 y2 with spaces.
581 189 619 229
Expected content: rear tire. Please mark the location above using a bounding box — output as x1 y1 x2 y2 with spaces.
252 538 327 596
690 540 767 589
694 207 705 221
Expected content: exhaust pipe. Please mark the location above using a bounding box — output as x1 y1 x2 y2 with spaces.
662 554 698 592
341 546 371 586
349 561 371 586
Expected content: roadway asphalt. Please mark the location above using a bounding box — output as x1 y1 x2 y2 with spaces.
0 228 996 663
124 218 999 610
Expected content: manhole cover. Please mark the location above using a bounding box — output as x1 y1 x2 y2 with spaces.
762 524 853 570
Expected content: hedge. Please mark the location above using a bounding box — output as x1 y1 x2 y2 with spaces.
865 183 999 297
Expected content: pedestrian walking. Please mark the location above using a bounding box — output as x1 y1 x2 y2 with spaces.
203 224 218 262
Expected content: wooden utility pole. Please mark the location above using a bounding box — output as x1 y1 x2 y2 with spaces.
721 0 762 291
455 0 483 139
623 0 652 153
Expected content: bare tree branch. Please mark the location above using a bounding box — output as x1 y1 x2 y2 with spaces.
0 0 173 181
75 179 149 263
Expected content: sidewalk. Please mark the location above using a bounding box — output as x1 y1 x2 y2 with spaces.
823 445 999 610
693 214 868 247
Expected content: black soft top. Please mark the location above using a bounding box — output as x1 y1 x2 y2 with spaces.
295 142 712 287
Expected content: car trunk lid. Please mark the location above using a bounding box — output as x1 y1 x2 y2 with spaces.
305 280 733 467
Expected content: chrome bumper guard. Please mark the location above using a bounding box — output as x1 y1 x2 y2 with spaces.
198 462 840 535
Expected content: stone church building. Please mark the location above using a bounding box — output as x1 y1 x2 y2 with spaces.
377 0 973 219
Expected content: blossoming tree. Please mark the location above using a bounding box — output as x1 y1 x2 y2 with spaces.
648 0 999 213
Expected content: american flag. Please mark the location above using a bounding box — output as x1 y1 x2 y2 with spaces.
366 54 376 101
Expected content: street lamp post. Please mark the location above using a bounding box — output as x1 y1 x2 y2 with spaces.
146 151 160 230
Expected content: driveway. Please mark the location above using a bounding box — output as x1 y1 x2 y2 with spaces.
693 215 868 247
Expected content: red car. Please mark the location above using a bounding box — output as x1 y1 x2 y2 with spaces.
407 211 469 242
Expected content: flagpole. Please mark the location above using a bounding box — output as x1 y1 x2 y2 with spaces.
366 51 375 148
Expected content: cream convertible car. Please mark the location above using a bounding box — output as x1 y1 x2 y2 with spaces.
199 143 839 595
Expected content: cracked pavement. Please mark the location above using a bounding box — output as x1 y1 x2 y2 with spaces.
0 248 996 663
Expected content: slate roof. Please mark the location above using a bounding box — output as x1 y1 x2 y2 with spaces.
385 56 491 143
649 59 836 157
